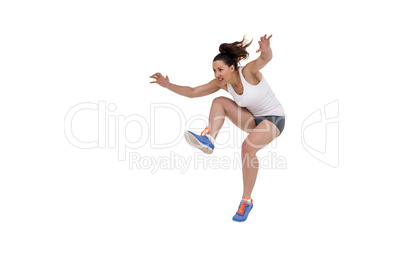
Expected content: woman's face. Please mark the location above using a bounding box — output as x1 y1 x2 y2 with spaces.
213 60 235 85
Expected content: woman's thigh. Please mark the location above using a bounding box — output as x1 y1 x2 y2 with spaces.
214 96 256 133
243 120 281 154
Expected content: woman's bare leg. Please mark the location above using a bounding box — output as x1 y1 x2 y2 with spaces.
207 96 255 139
241 120 280 199
206 96 281 199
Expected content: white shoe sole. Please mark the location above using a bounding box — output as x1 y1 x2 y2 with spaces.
184 131 213 154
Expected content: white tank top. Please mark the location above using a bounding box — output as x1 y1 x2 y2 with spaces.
227 66 285 117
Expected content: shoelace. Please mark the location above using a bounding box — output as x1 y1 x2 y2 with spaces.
201 126 210 136
237 202 249 215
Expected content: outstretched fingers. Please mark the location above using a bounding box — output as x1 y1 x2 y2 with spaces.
260 34 272 41
149 73 162 83
149 72 169 88
150 72 161 79
256 34 273 53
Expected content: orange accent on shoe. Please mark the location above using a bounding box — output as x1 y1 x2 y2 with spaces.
201 126 210 136
237 202 248 215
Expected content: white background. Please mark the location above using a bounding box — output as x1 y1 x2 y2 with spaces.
1 0 401 267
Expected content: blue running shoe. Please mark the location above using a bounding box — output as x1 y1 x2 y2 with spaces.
232 199 253 222
184 127 214 154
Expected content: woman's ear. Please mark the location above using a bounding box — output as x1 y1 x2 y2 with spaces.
230 65 235 72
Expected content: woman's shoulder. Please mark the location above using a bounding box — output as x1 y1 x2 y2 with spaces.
240 65 263 86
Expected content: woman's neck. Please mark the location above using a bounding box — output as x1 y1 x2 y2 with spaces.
229 70 241 88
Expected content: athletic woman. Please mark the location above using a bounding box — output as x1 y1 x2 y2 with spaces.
150 34 285 222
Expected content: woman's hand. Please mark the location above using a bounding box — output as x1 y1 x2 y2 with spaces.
256 34 272 53
150 73 170 88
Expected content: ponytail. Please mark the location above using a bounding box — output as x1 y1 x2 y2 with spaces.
213 35 252 70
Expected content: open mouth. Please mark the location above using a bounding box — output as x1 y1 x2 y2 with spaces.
218 78 224 82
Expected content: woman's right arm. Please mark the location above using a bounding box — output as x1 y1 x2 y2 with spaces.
150 73 220 98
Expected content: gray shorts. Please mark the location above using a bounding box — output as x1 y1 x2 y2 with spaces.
253 115 286 135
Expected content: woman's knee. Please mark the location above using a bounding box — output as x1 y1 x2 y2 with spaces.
212 96 230 106
241 139 258 158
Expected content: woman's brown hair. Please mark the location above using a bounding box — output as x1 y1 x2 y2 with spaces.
213 35 253 70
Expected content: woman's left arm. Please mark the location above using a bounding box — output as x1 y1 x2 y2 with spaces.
244 34 273 73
